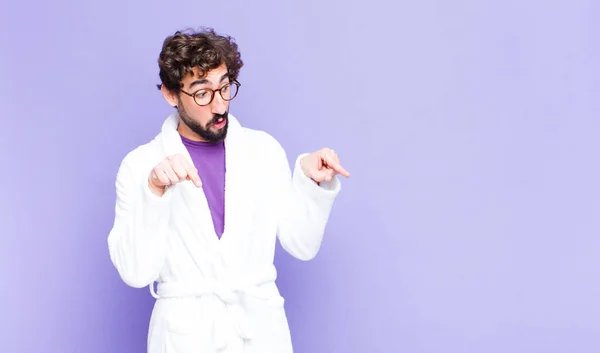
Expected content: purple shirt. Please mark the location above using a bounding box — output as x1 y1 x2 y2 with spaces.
180 135 226 239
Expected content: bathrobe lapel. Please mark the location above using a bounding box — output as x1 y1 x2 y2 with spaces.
158 112 248 270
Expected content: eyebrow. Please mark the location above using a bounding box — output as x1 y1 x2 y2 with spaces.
189 73 229 89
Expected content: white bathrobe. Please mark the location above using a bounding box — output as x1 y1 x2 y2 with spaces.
107 112 341 353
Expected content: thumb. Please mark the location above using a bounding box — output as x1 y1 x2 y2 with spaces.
310 170 333 183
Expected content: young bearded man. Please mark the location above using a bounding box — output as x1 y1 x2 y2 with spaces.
107 28 350 353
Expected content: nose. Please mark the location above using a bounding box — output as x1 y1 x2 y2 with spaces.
211 92 227 115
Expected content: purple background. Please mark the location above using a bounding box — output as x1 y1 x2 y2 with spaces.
1 0 599 352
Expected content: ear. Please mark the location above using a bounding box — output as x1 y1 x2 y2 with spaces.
160 85 179 107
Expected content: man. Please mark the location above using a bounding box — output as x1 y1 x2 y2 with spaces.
107 28 349 353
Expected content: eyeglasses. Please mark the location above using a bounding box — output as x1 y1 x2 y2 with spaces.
179 81 240 106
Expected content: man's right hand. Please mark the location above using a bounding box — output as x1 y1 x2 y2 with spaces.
148 154 202 197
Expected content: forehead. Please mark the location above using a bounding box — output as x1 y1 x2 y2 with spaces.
183 64 228 86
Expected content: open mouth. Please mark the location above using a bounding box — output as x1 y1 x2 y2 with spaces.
213 117 226 128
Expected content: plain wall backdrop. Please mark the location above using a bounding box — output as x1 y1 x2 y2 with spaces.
1 0 599 352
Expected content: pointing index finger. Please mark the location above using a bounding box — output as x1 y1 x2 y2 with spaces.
184 161 202 188
323 153 350 178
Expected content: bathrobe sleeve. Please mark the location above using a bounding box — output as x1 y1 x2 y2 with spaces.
273 143 342 260
107 153 173 288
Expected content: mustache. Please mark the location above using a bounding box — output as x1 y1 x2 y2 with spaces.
210 111 229 125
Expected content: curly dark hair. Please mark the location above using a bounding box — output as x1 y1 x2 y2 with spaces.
156 27 243 93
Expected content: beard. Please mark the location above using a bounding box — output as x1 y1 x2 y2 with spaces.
177 102 229 143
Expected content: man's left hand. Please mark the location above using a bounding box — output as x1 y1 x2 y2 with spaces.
300 148 351 184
